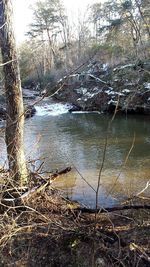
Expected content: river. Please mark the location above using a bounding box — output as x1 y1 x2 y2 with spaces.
0 99 150 208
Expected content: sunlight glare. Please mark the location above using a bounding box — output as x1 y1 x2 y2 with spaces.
12 0 99 42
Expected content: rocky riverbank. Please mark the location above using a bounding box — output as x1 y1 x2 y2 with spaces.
0 88 38 121
1 61 150 120
53 60 150 115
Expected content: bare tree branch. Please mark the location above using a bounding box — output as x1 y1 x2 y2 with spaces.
136 180 150 196
0 21 6 29
0 59 16 67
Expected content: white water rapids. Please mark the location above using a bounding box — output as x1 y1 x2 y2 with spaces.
35 102 73 116
35 100 101 116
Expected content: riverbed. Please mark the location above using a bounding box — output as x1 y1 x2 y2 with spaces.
0 99 150 208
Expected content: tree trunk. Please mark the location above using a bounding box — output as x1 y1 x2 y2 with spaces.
0 0 28 186
135 0 150 37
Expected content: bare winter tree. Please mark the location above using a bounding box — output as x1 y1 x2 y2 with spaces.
0 0 28 186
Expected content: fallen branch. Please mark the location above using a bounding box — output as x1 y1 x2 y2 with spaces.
0 59 16 67
22 166 71 199
74 204 150 214
1 166 71 206
89 74 107 85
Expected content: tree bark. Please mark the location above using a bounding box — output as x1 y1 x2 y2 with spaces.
0 0 28 186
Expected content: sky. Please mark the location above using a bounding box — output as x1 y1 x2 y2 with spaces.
12 0 99 43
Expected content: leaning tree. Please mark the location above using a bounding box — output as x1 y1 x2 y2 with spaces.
0 0 28 186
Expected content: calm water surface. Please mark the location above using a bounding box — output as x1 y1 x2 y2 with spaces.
0 101 150 207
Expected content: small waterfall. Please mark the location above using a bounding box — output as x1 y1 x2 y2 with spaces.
35 102 72 116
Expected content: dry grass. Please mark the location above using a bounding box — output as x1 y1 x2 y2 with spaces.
0 169 150 267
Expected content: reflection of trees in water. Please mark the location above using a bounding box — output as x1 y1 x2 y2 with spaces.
22 111 150 206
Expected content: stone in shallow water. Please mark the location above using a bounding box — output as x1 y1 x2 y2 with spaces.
24 105 36 118
0 106 6 120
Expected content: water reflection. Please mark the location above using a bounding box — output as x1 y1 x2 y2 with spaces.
0 107 150 207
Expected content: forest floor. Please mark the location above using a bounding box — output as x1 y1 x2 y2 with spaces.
0 169 150 267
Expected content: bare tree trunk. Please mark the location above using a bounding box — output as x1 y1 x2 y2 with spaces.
46 28 56 69
0 0 28 186
135 0 150 37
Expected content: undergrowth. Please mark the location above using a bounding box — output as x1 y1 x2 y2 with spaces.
0 169 150 267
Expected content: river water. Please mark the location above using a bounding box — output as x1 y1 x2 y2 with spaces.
0 99 150 208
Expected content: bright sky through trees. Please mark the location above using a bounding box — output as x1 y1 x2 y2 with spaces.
13 0 99 43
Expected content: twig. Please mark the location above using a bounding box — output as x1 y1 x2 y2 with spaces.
106 132 136 198
0 22 6 29
136 180 150 196
0 59 16 67
129 242 150 263
122 180 150 204
95 135 108 210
